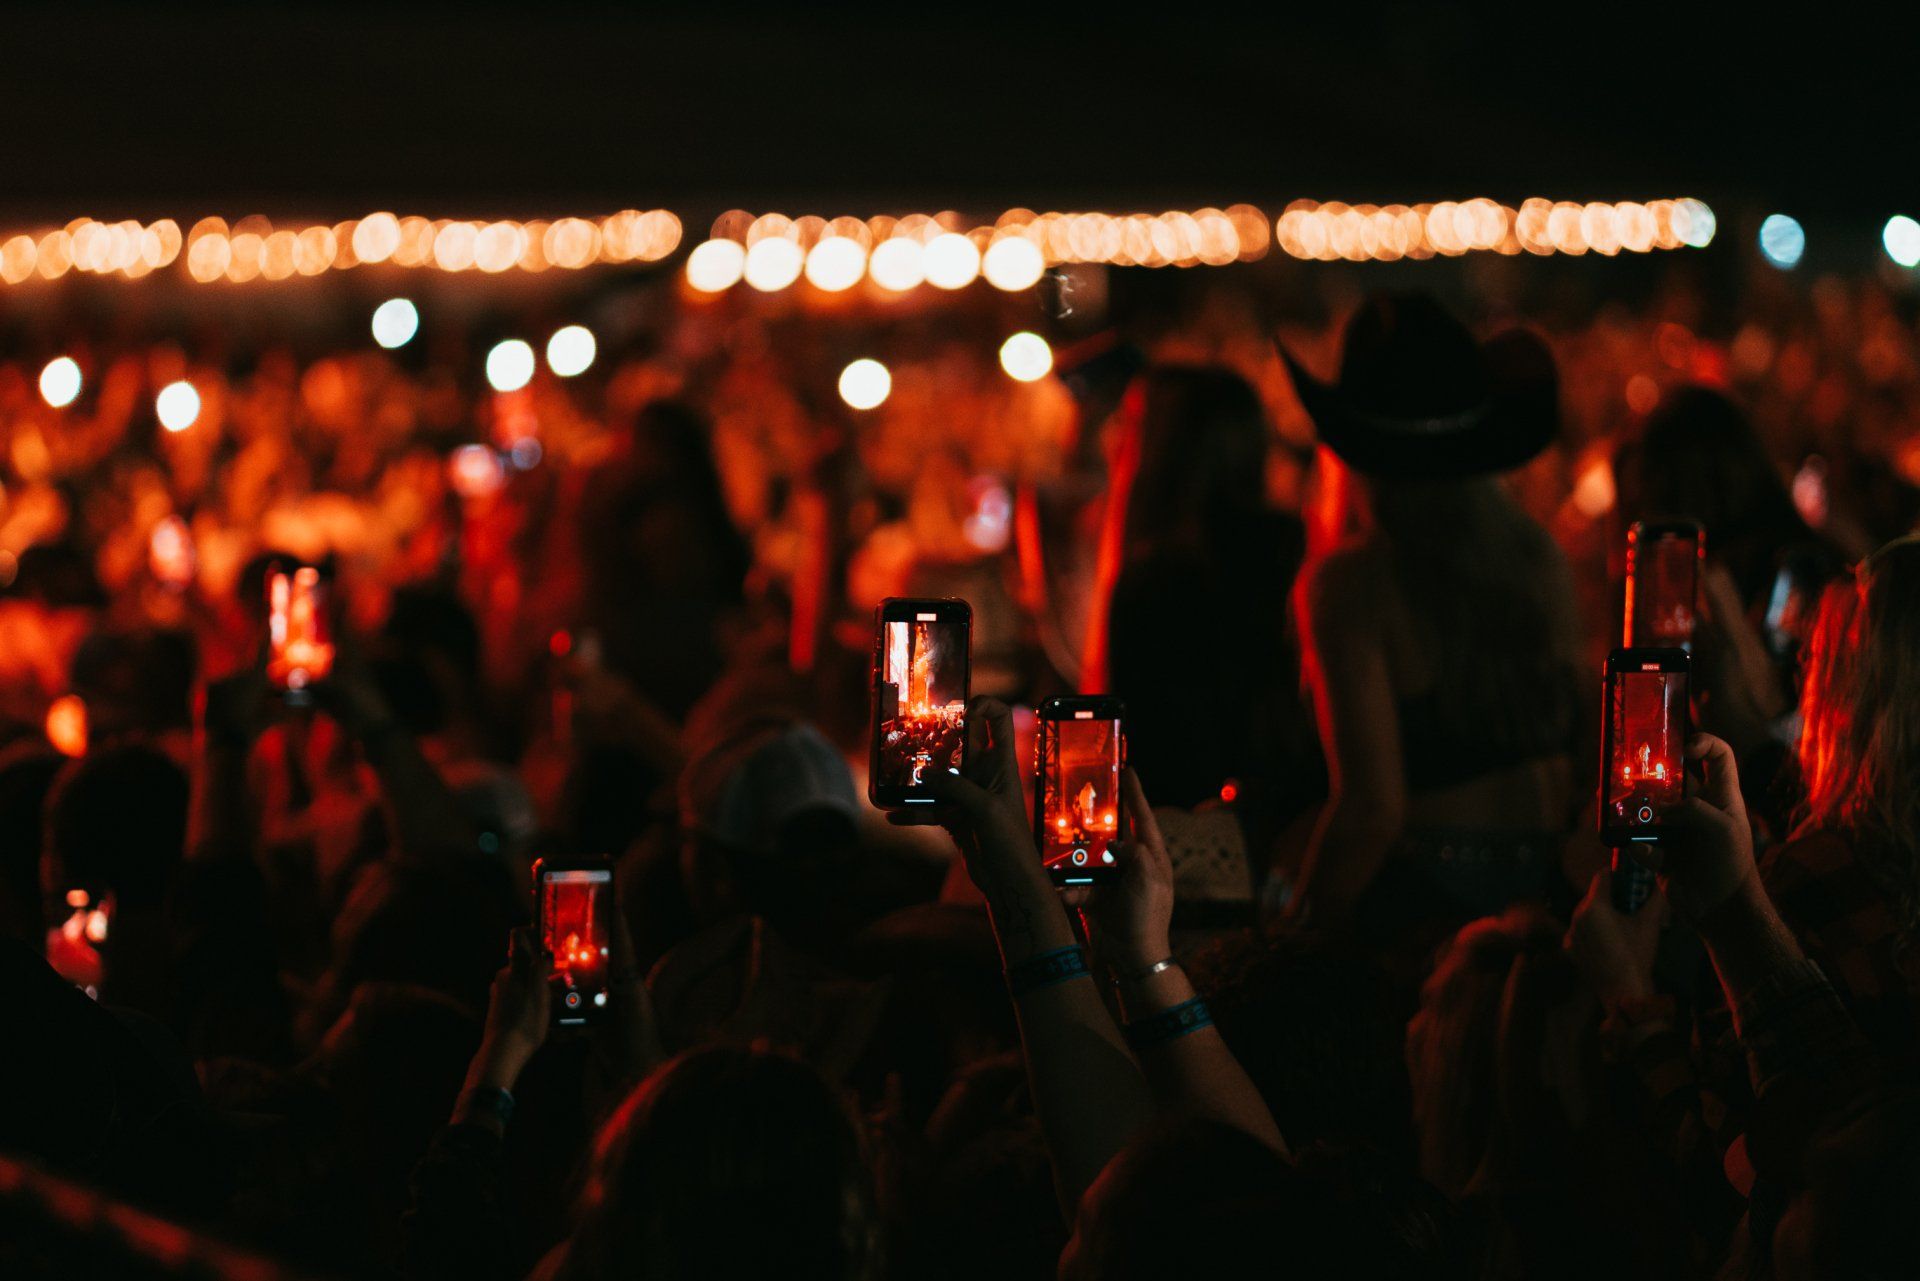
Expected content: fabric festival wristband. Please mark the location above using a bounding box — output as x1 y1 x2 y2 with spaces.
1124 998 1214 1050
1006 945 1091 998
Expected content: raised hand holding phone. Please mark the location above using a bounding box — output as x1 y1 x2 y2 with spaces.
1076 769 1174 978
1598 646 1691 911
1628 732 1757 925
265 563 336 706
869 598 971 810
1034 697 1126 888
459 927 553 1120
535 858 615 1025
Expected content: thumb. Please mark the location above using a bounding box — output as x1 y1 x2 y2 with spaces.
509 926 545 976
926 763 992 812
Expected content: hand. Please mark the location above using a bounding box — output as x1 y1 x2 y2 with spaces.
1078 770 1175 975
311 626 395 741
466 927 551 1092
1625 733 1756 924
1565 868 1668 1004
596 880 665 1083
201 660 274 748
887 697 1037 894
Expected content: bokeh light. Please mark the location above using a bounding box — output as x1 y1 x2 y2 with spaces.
743 237 804 292
1758 214 1805 269
983 236 1045 290
998 332 1053 382
45 694 87 758
156 380 201 432
804 236 866 291
922 233 981 289
485 339 536 392
867 238 925 291
38 357 82 408
546 324 596 377
685 238 746 292
448 444 506 499
371 297 419 349
838 358 891 410
1884 215 1920 268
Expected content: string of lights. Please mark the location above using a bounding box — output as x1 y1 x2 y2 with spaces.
681 197 1729 294
0 198 1735 293
0 210 685 285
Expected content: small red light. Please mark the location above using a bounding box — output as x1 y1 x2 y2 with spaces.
1220 780 1239 804
550 629 572 658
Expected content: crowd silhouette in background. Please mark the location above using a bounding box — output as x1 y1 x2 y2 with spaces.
2 261 1920 1280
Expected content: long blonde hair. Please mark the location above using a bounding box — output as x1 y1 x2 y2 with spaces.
1798 536 1920 923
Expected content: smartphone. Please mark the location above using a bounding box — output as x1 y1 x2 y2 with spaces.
266 564 336 705
1624 520 1704 650
1034 696 1125 887
1763 551 1829 661
869 598 971 809
534 858 613 1025
1600 647 1690 909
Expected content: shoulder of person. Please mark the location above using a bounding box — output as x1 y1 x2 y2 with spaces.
1298 539 1390 618
1760 824 1859 897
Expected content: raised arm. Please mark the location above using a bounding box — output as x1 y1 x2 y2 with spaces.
897 697 1153 1217
1292 552 1407 924
1085 770 1286 1153
316 641 479 864
188 663 272 863
1636 734 1869 1090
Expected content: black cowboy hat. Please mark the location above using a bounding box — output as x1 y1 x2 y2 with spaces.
1277 292 1559 478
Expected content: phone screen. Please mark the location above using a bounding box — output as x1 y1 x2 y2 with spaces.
870 600 970 806
1036 704 1123 886
1601 652 1689 844
267 566 335 696
1625 522 1702 649
541 865 612 1024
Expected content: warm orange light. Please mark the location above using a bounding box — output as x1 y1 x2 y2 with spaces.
743 236 804 291
38 357 82 408
46 695 87 758
354 212 401 263
838 358 891 410
922 232 981 289
982 235 1045 290
998 332 1053 382
867 237 925 291
148 515 195 587
433 221 479 271
685 238 746 292
804 236 866 291
156 380 201 432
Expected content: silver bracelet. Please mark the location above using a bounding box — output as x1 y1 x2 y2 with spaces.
1127 956 1177 982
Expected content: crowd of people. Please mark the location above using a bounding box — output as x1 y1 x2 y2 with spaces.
3 257 1920 1280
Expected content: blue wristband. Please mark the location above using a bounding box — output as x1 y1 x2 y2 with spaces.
1006 945 1091 998
1124 997 1214 1050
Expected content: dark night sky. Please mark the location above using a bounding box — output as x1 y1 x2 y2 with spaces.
0 5 1911 224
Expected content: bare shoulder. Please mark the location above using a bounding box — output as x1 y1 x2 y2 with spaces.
1297 538 1392 630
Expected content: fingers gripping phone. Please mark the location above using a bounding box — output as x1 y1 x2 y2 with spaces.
868 598 971 809
1034 697 1125 887
535 858 613 1025
266 564 336 706
1599 647 1691 911
1624 520 1704 651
